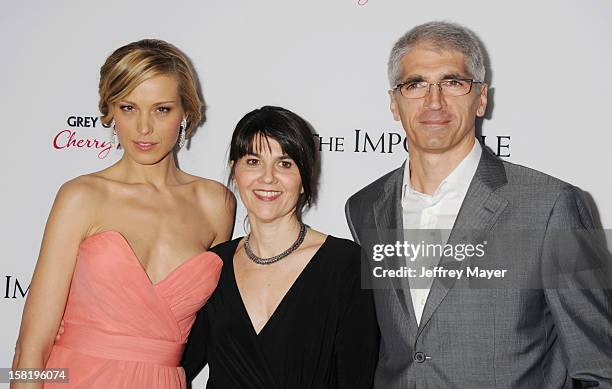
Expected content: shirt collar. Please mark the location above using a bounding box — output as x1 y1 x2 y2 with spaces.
402 140 482 202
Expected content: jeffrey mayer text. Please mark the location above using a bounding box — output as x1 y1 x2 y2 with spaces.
372 266 507 279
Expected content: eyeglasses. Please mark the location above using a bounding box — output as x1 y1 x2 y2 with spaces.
393 78 483 99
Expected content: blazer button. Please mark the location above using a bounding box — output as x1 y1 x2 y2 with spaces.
414 352 426 363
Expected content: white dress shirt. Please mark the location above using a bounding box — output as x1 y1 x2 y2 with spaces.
402 140 482 325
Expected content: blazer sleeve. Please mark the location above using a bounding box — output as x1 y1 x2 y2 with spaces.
542 185 612 387
181 303 209 384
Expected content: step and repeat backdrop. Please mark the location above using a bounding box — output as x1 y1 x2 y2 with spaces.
1 0 611 386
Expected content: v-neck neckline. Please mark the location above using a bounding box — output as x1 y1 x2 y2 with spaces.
82 230 212 287
229 235 331 337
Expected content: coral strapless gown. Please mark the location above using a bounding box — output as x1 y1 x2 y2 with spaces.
44 230 222 388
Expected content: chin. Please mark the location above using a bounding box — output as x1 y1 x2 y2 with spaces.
124 149 173 164
250 211 281 223
248 208 295 225
411 137 449 151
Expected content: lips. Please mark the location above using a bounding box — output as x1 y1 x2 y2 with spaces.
133 141 158 151
253 190 282 201
419 117 451 125
419 114 452 125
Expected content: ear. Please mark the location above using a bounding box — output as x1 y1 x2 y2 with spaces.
389 89 402 122
476 83 488 118
107 105 116 122
106 105 117 129
105 115 115 128
228 161 237 187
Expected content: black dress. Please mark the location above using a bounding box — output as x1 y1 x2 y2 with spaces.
181 235 379 389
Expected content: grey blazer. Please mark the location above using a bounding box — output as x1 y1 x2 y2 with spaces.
345 147 612 388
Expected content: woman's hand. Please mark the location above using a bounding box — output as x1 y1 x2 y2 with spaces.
55 320 65 342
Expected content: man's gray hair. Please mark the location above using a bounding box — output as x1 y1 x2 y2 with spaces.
387 21 486 87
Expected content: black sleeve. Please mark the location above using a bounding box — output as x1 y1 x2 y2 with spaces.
334 245 380 389
181 241 231 385
181 303 209 383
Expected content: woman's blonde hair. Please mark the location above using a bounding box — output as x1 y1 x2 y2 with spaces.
99 39 203 136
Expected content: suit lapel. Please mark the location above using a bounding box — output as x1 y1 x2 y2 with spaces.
417 148 509 335
373 162 419 335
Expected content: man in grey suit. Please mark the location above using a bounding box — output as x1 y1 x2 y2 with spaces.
345 21 612 388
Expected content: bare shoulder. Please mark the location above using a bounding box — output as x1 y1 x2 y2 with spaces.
55 174 114 219
188 177 236 245
191 177 236 213
191 176 231 196
46 175 108 241
55 175 106 207
302 228 328 250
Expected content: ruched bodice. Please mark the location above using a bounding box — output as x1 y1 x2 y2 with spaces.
45 230 222 388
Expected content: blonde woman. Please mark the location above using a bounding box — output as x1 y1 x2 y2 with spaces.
11 39 234 389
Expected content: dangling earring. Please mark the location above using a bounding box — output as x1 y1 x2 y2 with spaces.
110 119 119 149
178 117 187 148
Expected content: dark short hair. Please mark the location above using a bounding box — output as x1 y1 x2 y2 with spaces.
228 106 318 220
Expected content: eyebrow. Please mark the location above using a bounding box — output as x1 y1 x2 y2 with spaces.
441 72 467 80
401 75 425 83
117 100 177 106
400 73 469 84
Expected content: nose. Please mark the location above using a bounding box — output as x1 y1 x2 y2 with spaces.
136 112 153 135
423 83 444 110
259 164 276 184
